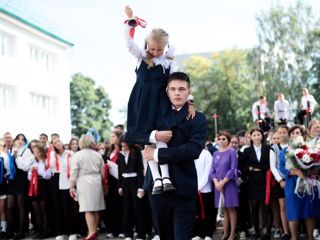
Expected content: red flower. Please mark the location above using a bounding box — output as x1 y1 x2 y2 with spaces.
310 153 320 162
296 150 307 159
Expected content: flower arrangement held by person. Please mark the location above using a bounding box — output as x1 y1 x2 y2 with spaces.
285 135 320 198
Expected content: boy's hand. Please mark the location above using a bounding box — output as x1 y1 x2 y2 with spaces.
155 130 172 143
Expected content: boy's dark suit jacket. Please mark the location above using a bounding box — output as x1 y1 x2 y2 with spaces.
144 104 208 199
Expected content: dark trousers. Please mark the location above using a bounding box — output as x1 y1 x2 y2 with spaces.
60 190 77 235
141 194 154 236
148 192 195 240
122 178 146 238
237 183 251 232
50 175 77 236
193 191 217 238
105 176 123 235
50 173 63 235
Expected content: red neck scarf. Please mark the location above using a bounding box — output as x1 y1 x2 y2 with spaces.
110 149 120 163
66 153 72 178
46 148 59 171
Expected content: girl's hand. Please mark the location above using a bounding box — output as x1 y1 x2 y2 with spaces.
32 166 38 171
186 103 196 120
125 5 133 18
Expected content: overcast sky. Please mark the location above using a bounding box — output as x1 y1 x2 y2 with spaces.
3 0 320 125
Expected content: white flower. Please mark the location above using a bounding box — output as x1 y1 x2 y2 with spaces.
302 154 311 164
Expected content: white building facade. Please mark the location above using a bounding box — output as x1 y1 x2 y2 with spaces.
0 8 73 142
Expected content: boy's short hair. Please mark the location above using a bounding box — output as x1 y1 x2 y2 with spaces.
168 72 190 87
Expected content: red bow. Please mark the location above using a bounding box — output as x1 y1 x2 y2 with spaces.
46 148 59 171
28 169 38 197
265 170 274 206
104 163 109 186
124 17 147 38
67 153 72 178
198 192 205 220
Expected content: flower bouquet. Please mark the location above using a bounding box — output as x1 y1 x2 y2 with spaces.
285 136 320 199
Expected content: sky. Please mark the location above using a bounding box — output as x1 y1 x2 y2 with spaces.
3 0 320 125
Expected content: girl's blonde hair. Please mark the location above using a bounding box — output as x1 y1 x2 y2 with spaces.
145 28 170 68
306 119 320 141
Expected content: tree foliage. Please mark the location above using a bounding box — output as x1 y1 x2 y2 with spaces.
183 50 255 139
70 73 112 141
182 0 320 139
255 0 320 110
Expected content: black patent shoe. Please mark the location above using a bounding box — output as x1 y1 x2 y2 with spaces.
4 232 13 240
280 234 291 240
32 232 41 239
13 232 25 240
152 178 163 195
260 233 270 240
0 231 7 240
162 177 176 192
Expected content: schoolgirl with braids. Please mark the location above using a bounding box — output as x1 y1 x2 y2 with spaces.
124 6 195 195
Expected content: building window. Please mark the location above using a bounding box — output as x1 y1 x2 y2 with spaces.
29 46 55 71
31 93 54 115
0 84 15 109
0 31 13 57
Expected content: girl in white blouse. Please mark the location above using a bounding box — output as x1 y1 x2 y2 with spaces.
28 144 51 239
270 126 290 239
51 138 77 240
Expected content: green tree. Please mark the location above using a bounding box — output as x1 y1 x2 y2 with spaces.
183 49 255 139
255 0 319 111
70 73 112 141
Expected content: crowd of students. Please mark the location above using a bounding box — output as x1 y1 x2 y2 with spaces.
1 119 320 240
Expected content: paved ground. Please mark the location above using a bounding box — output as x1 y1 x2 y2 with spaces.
29 224 310 239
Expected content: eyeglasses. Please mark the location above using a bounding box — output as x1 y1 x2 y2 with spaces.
218 138 227 141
